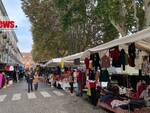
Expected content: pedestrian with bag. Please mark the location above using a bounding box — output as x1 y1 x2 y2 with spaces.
33 72 40 91
26 71 34 93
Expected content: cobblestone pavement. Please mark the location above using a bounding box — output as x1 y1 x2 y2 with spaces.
0 81 108 113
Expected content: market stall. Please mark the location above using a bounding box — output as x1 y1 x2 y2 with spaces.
43 27 150 113
59 27 150 113
44 58 82 90
0 63 14 89
85 28 150 113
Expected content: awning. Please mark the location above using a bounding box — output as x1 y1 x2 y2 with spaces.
62 27 150 61
62 51 90 61
88 27 150 52
44 27 150 64
45 58 74 67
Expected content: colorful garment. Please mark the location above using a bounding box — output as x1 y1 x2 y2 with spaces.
0 73 3 88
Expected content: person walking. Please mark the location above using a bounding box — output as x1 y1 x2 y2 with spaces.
77 70 83 96
13 69 17 83
69 71 74 96
0 71 3 89
33 72 40 91
26 71 34 93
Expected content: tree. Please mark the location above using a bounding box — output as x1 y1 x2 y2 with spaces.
55 0 105 52
22 0 69 62
21 0 150 62
95 0 149 37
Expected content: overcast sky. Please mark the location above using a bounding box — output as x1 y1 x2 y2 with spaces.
2 0 33 53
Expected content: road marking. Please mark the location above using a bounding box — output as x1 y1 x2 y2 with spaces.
40 91 51 98
0 95 7 102
60 111 68 113
12 93 21 101
27 92 36 99
53 90 64 96
56 110 68 113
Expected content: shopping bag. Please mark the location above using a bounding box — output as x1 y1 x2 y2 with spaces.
87 88 91 96
9 80 13 85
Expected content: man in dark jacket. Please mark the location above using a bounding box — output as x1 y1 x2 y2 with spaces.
26 71 34 93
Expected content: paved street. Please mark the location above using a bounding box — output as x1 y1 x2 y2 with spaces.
0 81 108 113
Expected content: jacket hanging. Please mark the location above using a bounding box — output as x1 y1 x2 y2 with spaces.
128 43 136 67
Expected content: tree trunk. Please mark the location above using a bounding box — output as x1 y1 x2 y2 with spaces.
133 0 139 31
109 0 127 37
144 0 150 27
110 19 127 37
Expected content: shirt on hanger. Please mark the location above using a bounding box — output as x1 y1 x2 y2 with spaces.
101 55 110 68
84 57 90 69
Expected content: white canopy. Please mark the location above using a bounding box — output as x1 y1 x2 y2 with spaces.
62 51 90 61
88 27 150 52
43 27 150 65
63 27 150 61
44 58 61 66
52 58 62 63
43 60 53 67
45 58 74 67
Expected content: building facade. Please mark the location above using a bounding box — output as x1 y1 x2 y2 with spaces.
0 1 22 65
21 53 35 69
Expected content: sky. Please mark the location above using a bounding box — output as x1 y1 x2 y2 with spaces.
2 0 33 53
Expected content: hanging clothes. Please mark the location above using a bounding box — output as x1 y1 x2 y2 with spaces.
141 56 150 76
101 55 110 68
89 60 93 69
135 50 148 70
142 62 150 76
128 43 136 67
109 46 120 61
125 53 128 65
149 53 150 63
120 49 126 70
147 64 150 76
84 57 90 70
89 69 95 80
131 81 147 99
100 69 109 82
95 71 100 82
56 66 61 75
77 70 82 82
74 58 80 65
90 53 101 71
109 46 121 67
